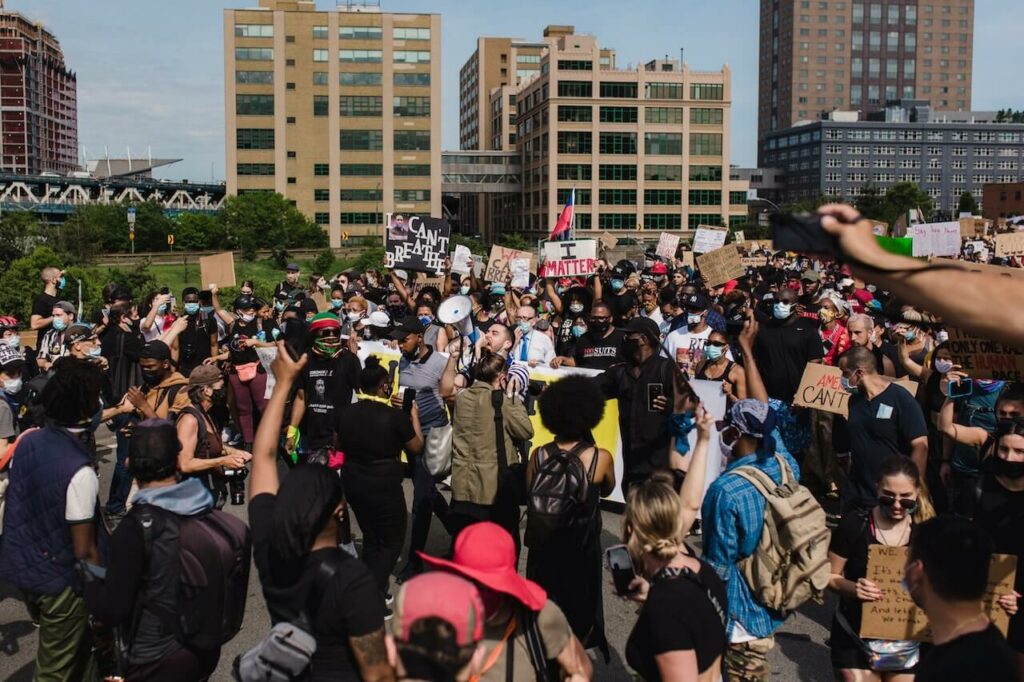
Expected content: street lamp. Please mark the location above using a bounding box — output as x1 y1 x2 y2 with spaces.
748 196 783 229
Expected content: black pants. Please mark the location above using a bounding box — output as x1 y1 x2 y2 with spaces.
126 646 220 682
407 456 450 564
344 465 408 596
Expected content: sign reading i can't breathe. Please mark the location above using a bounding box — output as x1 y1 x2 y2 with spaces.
384 213 451 275
541 239 598 277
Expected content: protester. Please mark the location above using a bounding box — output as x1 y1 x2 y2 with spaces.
511 305 555 367
419 522 593 681
30 265 65 333
694 328 746 402
273 263 302 305
248 345 394 682
170 287 218 377
124 340 191 421
216 296 277 449
36 301 75 372
550 301 624 370
817 292 850 367
0 344 23 448
751 286 824 402
664 292 730 378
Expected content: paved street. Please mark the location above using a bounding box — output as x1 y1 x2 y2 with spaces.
0 432 836 681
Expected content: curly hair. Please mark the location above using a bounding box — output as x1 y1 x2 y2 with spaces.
538 375 605 441
41 357 104 426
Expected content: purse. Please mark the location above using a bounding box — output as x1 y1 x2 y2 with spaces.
835 611 921 672
424 424 454 478
235 362 259 383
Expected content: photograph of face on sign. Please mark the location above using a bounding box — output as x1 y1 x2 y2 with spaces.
388 214 410 242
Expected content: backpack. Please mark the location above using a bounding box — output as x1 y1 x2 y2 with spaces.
135 504 252 651
177 406 211 460
731 453 831 616
524 442 598 550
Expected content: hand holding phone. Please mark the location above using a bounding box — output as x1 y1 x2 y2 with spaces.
647 383 665 413
770 213 842 256
605 544 639 597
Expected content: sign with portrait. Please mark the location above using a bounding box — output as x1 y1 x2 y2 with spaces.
384 213 451 275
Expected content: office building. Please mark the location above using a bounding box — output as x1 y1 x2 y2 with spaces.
758 0 975 150
224 0 441 246
512 30 749 238
0 2 78 174
982 182 1024 221
760 103 1024 215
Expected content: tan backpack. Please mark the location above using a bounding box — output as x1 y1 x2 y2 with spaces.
731 453 831 616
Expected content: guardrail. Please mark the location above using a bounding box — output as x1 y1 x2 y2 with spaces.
92 246 374 268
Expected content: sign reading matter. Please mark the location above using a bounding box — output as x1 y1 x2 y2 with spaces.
485 245 533 283
693 226 729 254
793 364 918 417
860 545 1015 642
541 239 598 277
384 213 450 275
946 327 1024 381
696 243 745 288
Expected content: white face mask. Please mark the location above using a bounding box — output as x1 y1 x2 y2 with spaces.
5 334 19 349
347 311 363 322
3 377 22 395
239 313 255 323
934 359 954 375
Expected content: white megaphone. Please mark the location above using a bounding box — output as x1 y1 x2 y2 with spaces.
438 295 475 337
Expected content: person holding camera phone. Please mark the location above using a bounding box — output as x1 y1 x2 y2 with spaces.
162 287 218 378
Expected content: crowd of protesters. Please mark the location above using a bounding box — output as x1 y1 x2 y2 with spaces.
0 203 1020 681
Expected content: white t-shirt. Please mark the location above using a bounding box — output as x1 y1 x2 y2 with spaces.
663 325 733 378
65 466 99 523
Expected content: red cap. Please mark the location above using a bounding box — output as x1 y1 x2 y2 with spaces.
651 262 668 275
419 522 547 611
393 573 484 647
722 279 739 294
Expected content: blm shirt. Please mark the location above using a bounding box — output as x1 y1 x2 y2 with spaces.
300 351 361 450
573 329 626 370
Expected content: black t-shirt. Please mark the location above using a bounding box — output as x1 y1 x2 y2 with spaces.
31 292 58 331
752 309 825 402
249 493 385 682
874 342 909 378
336 400 413 475
833 383 929 510
914 625 1019 682
976 471 1024 650
273 280 301 303
625 561 728 681
299 351 361 450
227 318 278 366
573 329 626 370
177 314 218 373
604 290 638 326
829 510 890 631
554 317 577 358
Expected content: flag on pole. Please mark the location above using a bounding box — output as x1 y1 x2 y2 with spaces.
549 188 575 241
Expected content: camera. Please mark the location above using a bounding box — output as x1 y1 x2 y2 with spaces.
221 465 249 506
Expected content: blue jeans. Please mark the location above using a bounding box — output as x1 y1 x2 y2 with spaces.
105 414 134 514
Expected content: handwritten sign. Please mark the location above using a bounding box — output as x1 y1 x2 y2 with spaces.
599 232 618 251
793 364 918 417
510 258 530 288
384 214 450 275
946 327 1024 381
541 239 598 277
871 220 890 237
679 250 695 269
910 222 961 257
485 245 534 283
656 232 680 260
741 256 769 269
733 230 745 243
860 545 1016 641
995 232 1024 257
693 226 729 254
199 251 236 288
695 243 745 288
451 244 473 275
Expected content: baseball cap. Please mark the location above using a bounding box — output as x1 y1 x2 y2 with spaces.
65 323 96 346
389 318 426 340
651 262 668 275
622 317 661 346
54 301 75 315
366 310 391 328
393 269 409 282
801 270 821 283
392 573 484 649
0 344 25 372
188 364 222 387
285 263 300 272
682 292 711 311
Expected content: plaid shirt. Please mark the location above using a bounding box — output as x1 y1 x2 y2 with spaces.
701 446 801 639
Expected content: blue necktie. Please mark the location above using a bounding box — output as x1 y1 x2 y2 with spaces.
520 335 529 362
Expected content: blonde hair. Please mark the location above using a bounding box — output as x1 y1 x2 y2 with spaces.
349 296 368 313
624 476 685 564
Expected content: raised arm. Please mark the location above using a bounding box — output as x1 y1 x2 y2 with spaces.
249 342 307 499
678 407 714 534
737 310 769 403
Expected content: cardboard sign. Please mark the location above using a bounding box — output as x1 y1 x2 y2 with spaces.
696 243 745 288
733 230 745 243
599 232 618 251
995 232 1024 257
485 245 534 283
741 256 769 269
693 225 729 254
870 220 890 237
946 327 1024 381
860 545 1016 641
541 239 598 277
679 250 695 269
199 251 236 288
510 258 530 288
961 217 989 238
451 244 473 275
656 232 680 260
792 364 918 417
910 222 961 257
384 214 451 275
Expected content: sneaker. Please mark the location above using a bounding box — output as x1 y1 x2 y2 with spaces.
384 607 394 621
385 592 394 606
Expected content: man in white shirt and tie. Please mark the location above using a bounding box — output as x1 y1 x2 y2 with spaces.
512 305 555 367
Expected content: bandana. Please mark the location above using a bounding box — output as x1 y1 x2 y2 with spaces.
729 399 778 456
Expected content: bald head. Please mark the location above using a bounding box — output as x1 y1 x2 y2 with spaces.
840 345 877 375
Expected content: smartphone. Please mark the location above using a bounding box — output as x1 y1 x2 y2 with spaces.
605 545 638 596
160 286 170 295
402 387 417 413
947 377 974 399
647 383 664 412
770 213 841 256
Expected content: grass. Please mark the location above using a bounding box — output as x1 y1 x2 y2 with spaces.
148 257 318 297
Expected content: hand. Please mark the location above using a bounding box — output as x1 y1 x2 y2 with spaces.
939 366 968 394
270 340 308 383
125 386 147 410
155 293 171 309
855 578 883 602
722 379 737 401
170 316 188 333
528 359 539 368
695 405 715 439
622 576 649 604
94 355 109 371
410 400 420 422
242 338 259 349
284 437 295 453
222 451 252 469
818 204 888 265
739 308 758 349
550 357 564 369
209 284 218 295
939 462 952 488
998 591 1020 616
203 355 220 365
390 393 404 409
652 395 669 413
443 256 451 273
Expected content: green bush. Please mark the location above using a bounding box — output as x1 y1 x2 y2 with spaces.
312 248 336 275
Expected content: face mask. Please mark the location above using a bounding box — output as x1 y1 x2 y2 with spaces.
933 359 954 374
201 306 214 315
387 304 405 318
936 330 949 344
330 298 343 309
569 302 585 315
158 304 169 314
52 317 67 331
705 344 724 361
6 334 19 349
905 330 917 343
419 315 434 326
88 345 102 358
238 313 255 323
184 302 200 316
572 324 586 338
58 276 66 290
992 456 1024 480
347 311 362 322
3 377 21 395
687 312 703 326
719 432 737 460
517 321 532 335
772 302 793 320
318 279 330 290
141 369 165 386
610 279 624 292
314 338 341 357
491 285 506 296
840 373 858 394
819 308 836 324
275 301 286 311
210 386 228 404
460 285 470 296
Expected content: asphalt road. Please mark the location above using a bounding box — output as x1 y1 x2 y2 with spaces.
0 432 837 681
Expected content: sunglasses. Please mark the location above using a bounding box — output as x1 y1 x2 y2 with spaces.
707 341 728 348
878 494 918 513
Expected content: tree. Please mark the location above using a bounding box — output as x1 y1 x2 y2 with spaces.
854 184 888 222
0 211 43 270
957 191 979 217
173 213 228 251
884 182 934 225
221 193 327 260
311 248 336 275
497 233 532 251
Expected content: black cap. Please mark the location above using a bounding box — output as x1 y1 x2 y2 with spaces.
140 340 172 361
112 285 133 302
682 293 711 311
623 317 661 346
388 318 426 340
286 263 300 272
0 345 25 371
233 295 255 311
65 323 96 346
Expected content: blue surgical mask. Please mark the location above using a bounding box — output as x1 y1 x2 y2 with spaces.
904 330 916 342
158 304 168 314
572 324 586 338
419 315 433 326
201 306 214 315
840 374 857 393
687 312 703 326
705 344 724 361
88 345 103 357
773 302 793 320
58 276 66 290
460 285 470 296
184 302 200 315
610 279 624 292
330 298 343 309
517 321 532 335
52 317 67 331
275 301 286 311
491 284 506 296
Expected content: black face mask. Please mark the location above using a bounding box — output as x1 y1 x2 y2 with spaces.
387 305 405 318
141 369 165 386
589 320 610 334
210 387 228 404
992 456 1024 480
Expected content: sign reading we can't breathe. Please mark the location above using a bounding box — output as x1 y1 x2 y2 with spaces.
384 213 451 275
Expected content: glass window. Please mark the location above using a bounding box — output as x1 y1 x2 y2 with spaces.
689 133 723 156
644 132 683 155
599 132 637 154
645 82 683 99
598 213 636 229
393 96 430 117
339 49 382 63
599 164 637 181
887 31 899 50
394 72 430 86
557 164 592 180
644 189 682 205
314 212 330 225
313 95 328 116
236 70 273 84
645 164 682 181
557 81 592 98
690 108 724 125
557 105 593 122
313 163 330 176
339 130 384 150
690 83 724 100
557 60 593 71
314 189 330 202
341 213 384 225
236 94 274 115
340 26 383 40
313 26 328 39
394 189 430 202
393 27 430 40
340 164 383 176
644 214 682 230
393 130 431 150
646 107 684 124
395 164 431 176
557 131 592 154
341 72 382 86
599 189 637 205
339 95 382 116
313 49 329 62
236 128 274 149
313 72 328 85
599 106 638 123
599 82 638 98
235 24 273 38
688 213 723 229
236 163 275 175
689 164 722 181
393 50 431 64
235 47 273 61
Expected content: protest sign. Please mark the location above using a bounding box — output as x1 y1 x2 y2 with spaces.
995 232 1024 257
741 256 768 269
961 216 987 238
860 545 1016 641
599 232 618 251
693 226 729 254
384 214 450 275
485 245 534 283
200 252 236 288
733 230 745 243
870 220 889 236
451 244 473 275
656 232 680 260
541 239 598 277
679 250 695 269
510 258 530 288
946 327 1024 381
793 364 917 417
696 244 745 288
910 222 961 257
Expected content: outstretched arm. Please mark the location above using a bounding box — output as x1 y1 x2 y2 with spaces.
249 341 307 499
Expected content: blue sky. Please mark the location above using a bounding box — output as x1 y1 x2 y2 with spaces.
24 0 1024 181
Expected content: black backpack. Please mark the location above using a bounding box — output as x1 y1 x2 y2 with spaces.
524 442 598 549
